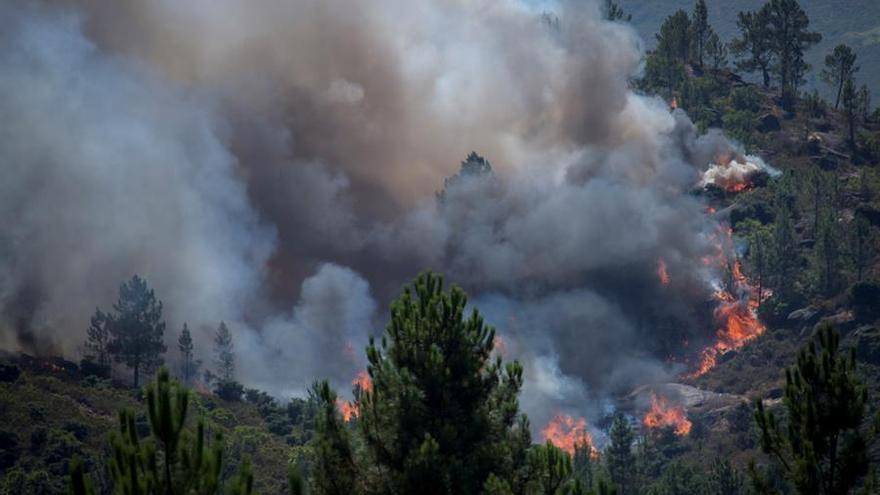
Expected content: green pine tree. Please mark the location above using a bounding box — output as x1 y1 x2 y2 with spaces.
107 275 166 388
605 415 635 495
753 324 872 494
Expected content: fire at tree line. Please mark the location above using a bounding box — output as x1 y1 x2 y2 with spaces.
3 0 880 493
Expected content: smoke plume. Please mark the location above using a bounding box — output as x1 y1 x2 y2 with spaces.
0 0 755 432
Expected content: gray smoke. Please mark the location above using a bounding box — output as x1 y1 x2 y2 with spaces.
0 0 750 434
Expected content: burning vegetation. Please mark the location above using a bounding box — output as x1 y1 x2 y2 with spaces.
642 393 692 436
541 414 597 456
336 369 374 421
690 227 768 377
698 153 778 193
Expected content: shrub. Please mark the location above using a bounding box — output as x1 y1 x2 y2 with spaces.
215 380 244 402
729 86 761 112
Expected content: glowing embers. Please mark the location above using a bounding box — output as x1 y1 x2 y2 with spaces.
641 393 692 436
541 414 598 457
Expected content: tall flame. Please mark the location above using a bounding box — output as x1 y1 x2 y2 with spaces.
336 369 374 421
541 414 597 456
691 228 767 376
642 393 692 436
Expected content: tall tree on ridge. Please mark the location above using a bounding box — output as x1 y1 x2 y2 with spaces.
730 7 773 87
214 321 235 382
107 275 166 388
821 44 859 109
690 0 711 68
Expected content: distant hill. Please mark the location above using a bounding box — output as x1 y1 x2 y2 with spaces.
621 0 880 99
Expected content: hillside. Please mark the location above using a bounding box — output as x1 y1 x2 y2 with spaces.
622 0 880 98
0 357 311 494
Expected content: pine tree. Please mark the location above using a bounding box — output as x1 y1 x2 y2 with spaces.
177 323 196 385
852 212 874 283
70 369 254 495
730 7 773 87
107 275 166 388
656 10 692 65
84 308 111 371
765 0 822 106
529 442 573 495
820 44 859 109
355 271 530 494
709 458 744 495
813 208 842 297
753 324 871 494
605 415 635 495
573 439 594 490
603 0 631 22
214 321 234 382
690 0 711 68
842 78 859 152
310 381 359 495
706 31 728 71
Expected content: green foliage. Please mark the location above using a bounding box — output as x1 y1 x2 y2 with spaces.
85 308 112 371
605 415 635 495
309 381 358 495
706 31 728 71
214 321 235 382
69 368 254 495
529 442 574 495
709 458 745 495
820 44 859 109
178 323 198 385
690 0 711 68
842 78 859 151
722 110 758 145
352 271 531 494
729 86 761 113
656 10 692 65
753 325 871 494
730 8 774 87
603 0 631 22
645 459 708 495
106 275 167 388
764 0 822 105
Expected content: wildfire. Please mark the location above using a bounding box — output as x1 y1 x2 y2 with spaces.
657 258 670 286
336 399 358 422
353 369 373 393
642 393 692 436
691 228 767 377
541 414 597 457
670 97 678 110
336 369 374 421
698 153 777 193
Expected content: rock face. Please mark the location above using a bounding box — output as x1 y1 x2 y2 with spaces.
622 383 747 417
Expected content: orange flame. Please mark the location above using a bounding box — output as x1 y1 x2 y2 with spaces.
541 414 597 457
691 228 767 377
670 97 678 110
336 399 358 422
353 369 373 393
657 258 670 286
336 370 373 421
642 393 692 436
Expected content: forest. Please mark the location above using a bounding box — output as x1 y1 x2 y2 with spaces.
2 0 880 494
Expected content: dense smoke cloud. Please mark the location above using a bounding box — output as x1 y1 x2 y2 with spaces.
1 0 749 431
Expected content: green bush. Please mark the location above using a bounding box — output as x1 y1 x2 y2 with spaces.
723 110 758 145
729 86 761 112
